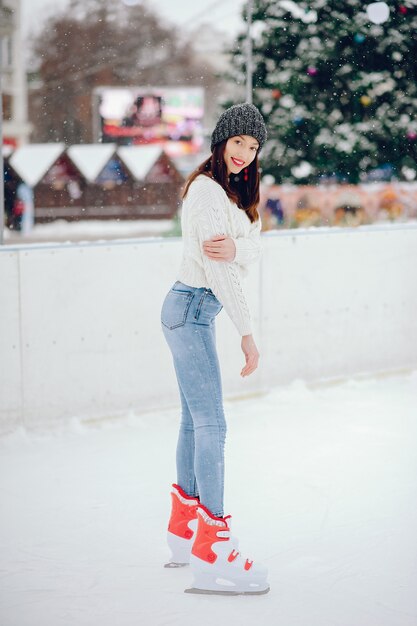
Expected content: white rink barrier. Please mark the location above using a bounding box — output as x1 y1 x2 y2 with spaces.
1 224 417 432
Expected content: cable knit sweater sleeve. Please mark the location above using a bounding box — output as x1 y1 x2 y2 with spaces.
189 179 253 336
231 217 262 266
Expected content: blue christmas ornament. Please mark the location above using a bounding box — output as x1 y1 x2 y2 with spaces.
293 116 304 125
354 33 366 43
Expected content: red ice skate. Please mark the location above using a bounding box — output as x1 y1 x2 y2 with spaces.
164 483 199 568
185 505 270 595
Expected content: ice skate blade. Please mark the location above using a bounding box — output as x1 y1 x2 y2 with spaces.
164 561 189 569
185 586 270 596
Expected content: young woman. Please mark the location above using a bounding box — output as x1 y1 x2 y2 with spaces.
161 103 269 595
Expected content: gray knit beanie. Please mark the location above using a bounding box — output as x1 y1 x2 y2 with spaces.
210 102 267 152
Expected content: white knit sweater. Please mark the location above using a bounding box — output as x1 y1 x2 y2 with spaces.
177 174 262 336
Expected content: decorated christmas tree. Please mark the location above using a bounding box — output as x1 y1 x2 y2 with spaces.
231 0 417 183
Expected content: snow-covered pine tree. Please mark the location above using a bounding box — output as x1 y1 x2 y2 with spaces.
232 0 417 183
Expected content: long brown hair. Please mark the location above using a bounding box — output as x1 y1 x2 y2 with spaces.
182 140 260 223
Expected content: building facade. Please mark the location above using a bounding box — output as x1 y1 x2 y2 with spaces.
1 0 31 147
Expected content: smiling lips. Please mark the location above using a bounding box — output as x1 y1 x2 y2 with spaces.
231 157 245 167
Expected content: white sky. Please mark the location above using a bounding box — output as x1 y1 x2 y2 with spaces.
22 0 247 37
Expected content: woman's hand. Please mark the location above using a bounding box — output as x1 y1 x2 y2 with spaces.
203 235 236 262
240 334 260 377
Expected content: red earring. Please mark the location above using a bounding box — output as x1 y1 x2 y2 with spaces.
244 167 249 182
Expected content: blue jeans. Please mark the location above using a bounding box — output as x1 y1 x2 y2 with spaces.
161 281 226 517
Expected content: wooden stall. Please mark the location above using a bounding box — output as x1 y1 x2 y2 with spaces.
260 183 417 229
117 145 184 219
68 144 183 220
67 144 123 219
3 148 23 228
8 144 87 223
6 143 184 222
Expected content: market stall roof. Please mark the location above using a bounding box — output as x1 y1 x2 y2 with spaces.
117 145 164 181
9 143 66 187
67 144 117 183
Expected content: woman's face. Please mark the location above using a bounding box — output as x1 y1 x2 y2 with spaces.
223 135 259 175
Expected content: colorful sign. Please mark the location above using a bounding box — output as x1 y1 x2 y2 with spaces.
94 86 204 155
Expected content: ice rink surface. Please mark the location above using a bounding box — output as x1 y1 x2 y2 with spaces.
1 372 416 626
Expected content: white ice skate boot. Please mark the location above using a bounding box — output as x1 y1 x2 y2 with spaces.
164 484 199 568
185 505 270 595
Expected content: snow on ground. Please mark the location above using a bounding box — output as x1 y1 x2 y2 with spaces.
3 219 175 244
1 372 416 626
4 218 417 246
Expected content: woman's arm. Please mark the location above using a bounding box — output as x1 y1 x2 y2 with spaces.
190 183 253 336
240 334 260 377
202 235 236 262
231 218 262 266
202 218 262 266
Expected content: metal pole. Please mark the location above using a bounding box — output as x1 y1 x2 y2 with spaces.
0 35 4 245
246 0 253 104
